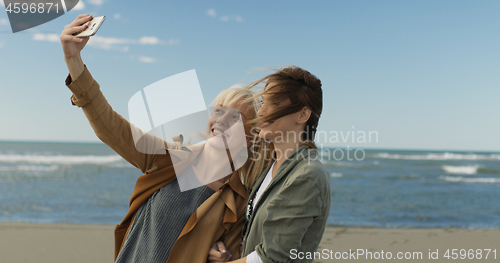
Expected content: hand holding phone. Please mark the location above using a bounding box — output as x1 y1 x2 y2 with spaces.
74 16 105 37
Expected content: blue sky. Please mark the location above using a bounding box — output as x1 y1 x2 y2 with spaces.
0 0 499 151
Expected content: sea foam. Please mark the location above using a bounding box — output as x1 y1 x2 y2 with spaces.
441 176 500 184
442 165 478 175
0 154 122 165
373 152 500 161
330 172 343 177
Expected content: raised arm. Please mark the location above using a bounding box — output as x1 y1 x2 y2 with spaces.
60 15 163 173
60 14 89 80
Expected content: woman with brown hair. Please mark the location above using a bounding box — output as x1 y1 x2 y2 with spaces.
60 14 269 263
209 66 331 263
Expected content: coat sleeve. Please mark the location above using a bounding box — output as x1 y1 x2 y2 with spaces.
222 204 246 259
253 164 326 263
65 65 163 174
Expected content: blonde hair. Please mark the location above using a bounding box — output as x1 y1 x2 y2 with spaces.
209 84 270 190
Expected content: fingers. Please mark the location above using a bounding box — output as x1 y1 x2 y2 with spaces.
208 243 225 262
208 241 231 262
216 241 232 260
60 30 87 43
69 14 93 28
61 15 92 43
63 14 92 34
216 241 227 252
208 252 230 261
208 255 223 262
68 24 88 35
207 251 229 262
208 253 227 262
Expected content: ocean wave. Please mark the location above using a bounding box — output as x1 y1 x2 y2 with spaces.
0 154 122 165
477 167 500 174
440 176 500 183
440 165 500 175
442 165 478 175
0 165 60 172
107 163 135 168
320 159 359 167
330 172 343 177
373 152 500 161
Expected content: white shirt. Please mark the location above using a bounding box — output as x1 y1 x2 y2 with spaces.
246 162 275 263
253 162 274 206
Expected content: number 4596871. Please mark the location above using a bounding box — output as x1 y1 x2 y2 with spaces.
6 3 59 14
443 249 496 260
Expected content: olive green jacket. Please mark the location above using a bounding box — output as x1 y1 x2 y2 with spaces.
241 145 331 263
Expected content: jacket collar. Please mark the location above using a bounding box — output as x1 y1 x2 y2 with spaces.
249 144 315 200
169 134 248 198
170 135 249 238
247 144 316 223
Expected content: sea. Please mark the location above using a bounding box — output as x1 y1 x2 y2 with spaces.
0 141 499 229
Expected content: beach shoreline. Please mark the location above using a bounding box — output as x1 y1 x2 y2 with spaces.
0 222 498 263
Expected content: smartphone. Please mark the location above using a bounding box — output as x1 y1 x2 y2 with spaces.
75 16 106 37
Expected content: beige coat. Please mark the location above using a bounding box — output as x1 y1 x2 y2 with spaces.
65 66 248 263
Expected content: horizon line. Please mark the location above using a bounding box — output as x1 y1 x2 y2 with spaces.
0 139 499 153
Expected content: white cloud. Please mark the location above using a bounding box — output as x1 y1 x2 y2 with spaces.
85 35 177 51
113 13 121 20
33 33 59 42
139 36 160 45
32 31 177 52
206 9 243 23
87 0 103 6
0 41 5 48
89 36 130 45
206 8 216 18
72 1 85 10
0 18 8 26
87 36 130 51
166 38 180 46
138 56 156 63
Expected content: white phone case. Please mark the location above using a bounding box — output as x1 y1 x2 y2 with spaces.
75 16 105 37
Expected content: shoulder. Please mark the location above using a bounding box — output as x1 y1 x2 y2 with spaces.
288 150 330 184
280 151 331 200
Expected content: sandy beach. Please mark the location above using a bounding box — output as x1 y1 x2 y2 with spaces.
0 223 498 263
315 227 499 262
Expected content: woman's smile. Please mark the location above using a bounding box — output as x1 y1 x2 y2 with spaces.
260 121 273 129
211 127 230 138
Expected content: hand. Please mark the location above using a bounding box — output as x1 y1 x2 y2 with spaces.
60 14 93 60
208 241 232 263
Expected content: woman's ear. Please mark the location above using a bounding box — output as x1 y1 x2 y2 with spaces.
296 107 312 124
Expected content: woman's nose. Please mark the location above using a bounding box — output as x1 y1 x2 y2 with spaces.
215 116 226 126
215 112 230 126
